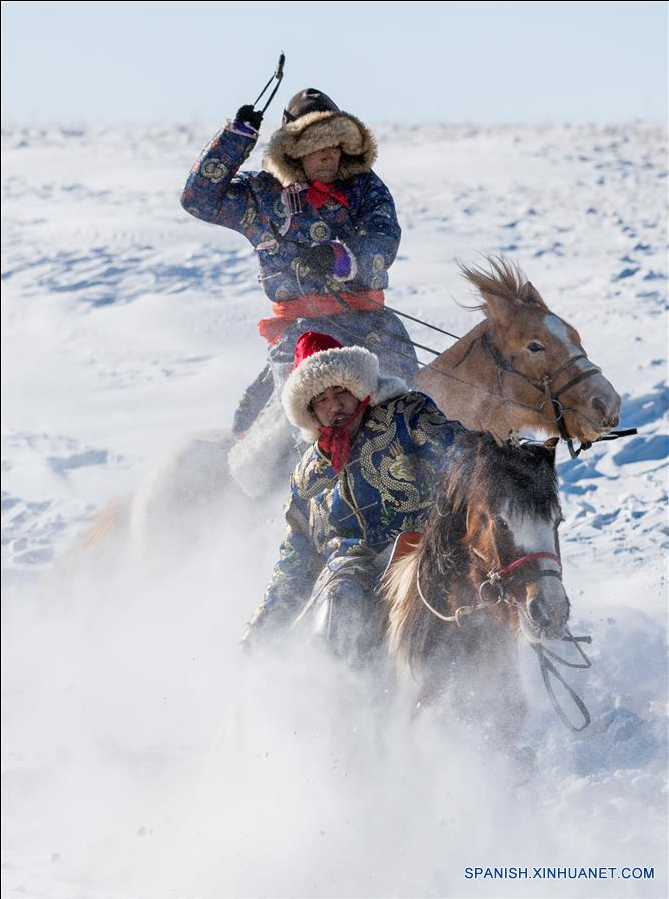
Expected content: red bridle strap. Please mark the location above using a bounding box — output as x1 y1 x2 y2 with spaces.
495 552 562 580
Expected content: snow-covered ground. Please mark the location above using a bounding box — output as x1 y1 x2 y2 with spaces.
2 121 667 898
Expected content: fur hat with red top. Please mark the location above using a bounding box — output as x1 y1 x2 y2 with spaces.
281 331 408 441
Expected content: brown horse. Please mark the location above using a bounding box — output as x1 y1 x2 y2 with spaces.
382 431 572 745
415 257 621 446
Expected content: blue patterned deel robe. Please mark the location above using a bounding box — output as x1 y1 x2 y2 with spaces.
248 392 465 636
180 122 417 391
181 121 401 300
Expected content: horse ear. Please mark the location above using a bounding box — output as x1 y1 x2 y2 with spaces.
542 436 559 461
481 291 514 326
523 281 548 309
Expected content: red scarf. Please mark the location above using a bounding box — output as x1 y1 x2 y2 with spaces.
306 180 350 210
317 397 370 473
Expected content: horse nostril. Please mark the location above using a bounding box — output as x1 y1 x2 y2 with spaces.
527 597 548 628
527 596 569 638
591 396 607 417
591 396 620 429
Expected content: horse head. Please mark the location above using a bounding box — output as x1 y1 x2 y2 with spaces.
382 430 586 738
463 258 621 443
459 434 569 642
383 431 571 671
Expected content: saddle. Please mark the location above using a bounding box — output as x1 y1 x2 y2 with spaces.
382 531 422 577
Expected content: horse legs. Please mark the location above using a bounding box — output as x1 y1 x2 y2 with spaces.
412 635 530 753
471 637 529 749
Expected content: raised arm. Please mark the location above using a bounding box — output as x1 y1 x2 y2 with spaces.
180 117 262 233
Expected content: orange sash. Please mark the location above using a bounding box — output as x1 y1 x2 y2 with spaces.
257 290 385 344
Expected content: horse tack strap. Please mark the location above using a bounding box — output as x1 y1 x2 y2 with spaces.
596 427 638 441
480 335 603 439
492 552 561 581
415 561 490 624
503 570 563 593
485 342 599 399
450 335 482 371
532 641 592 731
419 551 565 622
564 427 638 460
552 363 601 400
480 552 562 604
480 333 547 392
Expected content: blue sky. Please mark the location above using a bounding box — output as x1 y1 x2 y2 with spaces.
1 0 667 125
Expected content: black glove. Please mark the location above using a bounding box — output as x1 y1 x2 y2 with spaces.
235 104 263 130
300 243 335 276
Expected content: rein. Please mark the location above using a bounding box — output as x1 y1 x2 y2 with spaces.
415 550 593 731
531 634 592 731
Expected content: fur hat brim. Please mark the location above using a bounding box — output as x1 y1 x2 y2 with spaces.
281 345 407 441
263 111 378 187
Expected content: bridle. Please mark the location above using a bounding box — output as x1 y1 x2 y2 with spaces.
415 546 592 731
477 550 563 604
479 333 611 458
415 549 562 625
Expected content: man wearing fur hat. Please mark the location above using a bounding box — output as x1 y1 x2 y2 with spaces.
243 332 464 659
181 88 416 439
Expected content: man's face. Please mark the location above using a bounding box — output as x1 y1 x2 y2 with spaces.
301 146 342 184
310 385 361 431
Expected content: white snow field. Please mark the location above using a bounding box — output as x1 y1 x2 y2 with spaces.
2 121 667 899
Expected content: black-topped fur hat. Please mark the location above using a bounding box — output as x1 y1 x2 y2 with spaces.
263 87 377 186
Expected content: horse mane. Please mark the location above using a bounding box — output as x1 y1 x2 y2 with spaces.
459 255 548 311
383 431 559 668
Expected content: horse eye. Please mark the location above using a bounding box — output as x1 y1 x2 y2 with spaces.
494 515 509 530
527 341 545 353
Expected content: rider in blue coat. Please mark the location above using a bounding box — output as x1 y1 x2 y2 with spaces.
243 332 464 660
180 89 416 439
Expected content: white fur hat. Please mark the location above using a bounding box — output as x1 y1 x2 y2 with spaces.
281 332 407 441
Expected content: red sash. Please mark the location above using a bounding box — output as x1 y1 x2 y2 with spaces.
258 290 385 344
